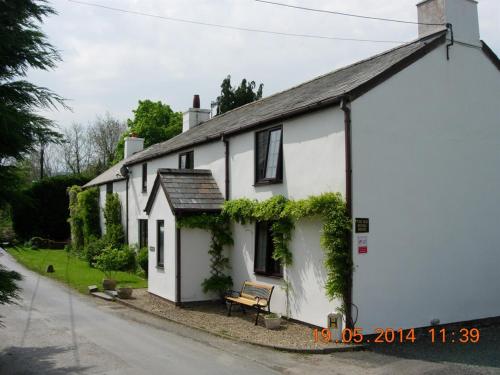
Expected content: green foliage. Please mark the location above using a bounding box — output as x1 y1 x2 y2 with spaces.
137 247 148 277
11 175 89 240
68 185 84 252
94 245 136 278
177 213 233 298
215 75 264 115
0 0 65 206
0 207 15 244
223 193 351 305
83 236 106 267
114 100 182 163
0 264 22 324
103 193 124 247
77 187 101 244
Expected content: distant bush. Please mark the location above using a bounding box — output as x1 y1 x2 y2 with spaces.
137 247 148 277
11 175 90 241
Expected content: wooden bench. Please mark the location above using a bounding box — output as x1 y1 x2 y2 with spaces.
225 281 274 325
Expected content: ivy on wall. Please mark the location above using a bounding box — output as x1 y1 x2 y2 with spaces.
104 192 124 247
67 185 84 252
177 213 233 298
68 185 101 250
181 193 351 307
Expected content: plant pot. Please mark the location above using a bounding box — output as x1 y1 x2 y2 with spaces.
264 316 282 330
102 279 117 291
117 287 133 299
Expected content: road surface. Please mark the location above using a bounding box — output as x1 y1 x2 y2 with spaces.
1 248 499 374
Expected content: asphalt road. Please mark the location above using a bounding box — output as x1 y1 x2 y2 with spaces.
1 248 499 375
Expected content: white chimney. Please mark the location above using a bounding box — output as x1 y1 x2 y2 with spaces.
124 135 144 159
417 0 480 46
183 95 211 133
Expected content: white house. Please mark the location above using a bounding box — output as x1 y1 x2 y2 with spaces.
84 0 500 333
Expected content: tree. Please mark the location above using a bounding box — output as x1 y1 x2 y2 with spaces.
61 123 91 175
0 0 65 205
0 265 22 326
89 113 126 167
215 75 263 115
114 100 182 163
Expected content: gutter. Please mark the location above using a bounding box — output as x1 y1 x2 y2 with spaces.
340 97 354 330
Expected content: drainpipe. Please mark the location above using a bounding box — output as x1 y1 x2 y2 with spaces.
175 226 181 306
222 135 230 200
125 176 129 245
340 97 354 330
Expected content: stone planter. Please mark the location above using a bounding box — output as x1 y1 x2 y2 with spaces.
264 315 281 330
117 287 133 299
102 279 117 291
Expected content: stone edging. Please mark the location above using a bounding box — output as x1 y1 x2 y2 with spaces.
113 297 366 354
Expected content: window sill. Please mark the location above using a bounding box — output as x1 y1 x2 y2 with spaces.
254 271 283 279
253 180 282 187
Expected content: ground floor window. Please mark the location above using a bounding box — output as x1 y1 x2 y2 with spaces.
157 220 164 268
139 219 148 249
254 221 282 277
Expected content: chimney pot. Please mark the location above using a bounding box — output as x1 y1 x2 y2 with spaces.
193 95 200 109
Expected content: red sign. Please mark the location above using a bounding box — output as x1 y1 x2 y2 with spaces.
358 246 368 254
357 236 368 254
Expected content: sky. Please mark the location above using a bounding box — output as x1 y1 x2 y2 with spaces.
29 0 500 129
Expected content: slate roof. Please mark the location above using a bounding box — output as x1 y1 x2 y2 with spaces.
145 169 225 214
83 158 127 188
124 30 448 167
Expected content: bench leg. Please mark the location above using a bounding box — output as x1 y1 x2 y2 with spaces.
227 302 233 317
255 306 260 325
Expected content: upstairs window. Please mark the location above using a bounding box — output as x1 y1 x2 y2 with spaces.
179 151 194 169
106 182 113 195
255 126 283 184
142 163 147 193
254 221 282 277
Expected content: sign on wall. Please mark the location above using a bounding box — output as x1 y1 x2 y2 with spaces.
355 218 369 233
357 236 368 254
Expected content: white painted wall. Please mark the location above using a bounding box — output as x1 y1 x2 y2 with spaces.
147 191 177 301
228 107 346 326
180 228 214 302
351 43 500 333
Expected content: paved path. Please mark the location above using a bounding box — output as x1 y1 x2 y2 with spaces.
1 248 499 374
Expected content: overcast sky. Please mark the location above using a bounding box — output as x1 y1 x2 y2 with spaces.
30 0 500 129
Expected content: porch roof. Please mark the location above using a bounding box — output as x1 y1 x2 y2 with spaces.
144 169 225 215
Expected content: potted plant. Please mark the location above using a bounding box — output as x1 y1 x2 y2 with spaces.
95 246 121 291
117 285 133 299
264 312 282 330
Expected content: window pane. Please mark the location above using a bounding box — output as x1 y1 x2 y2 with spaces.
142 163 147 192
139 220 148 249
256 131 269 181
180 154 187 169
255 222 268 273
157 221 164 266
265 129 282 179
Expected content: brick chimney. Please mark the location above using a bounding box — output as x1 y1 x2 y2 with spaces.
183 95 211 133
417 0 480 46
124 134 144 159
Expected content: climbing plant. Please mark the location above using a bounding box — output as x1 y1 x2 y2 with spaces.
103 192 124 247
177 193 351 310
67 185 84 253
177 213 233 298
76 187 101 245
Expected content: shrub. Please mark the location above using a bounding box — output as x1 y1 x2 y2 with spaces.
137 247 148 277
119 244 137 272
95 245 137 278
84 236 107 267
68 185 84 253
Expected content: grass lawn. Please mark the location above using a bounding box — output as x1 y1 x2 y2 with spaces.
8 246 147 294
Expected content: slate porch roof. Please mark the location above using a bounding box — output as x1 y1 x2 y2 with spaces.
144 169 225 215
